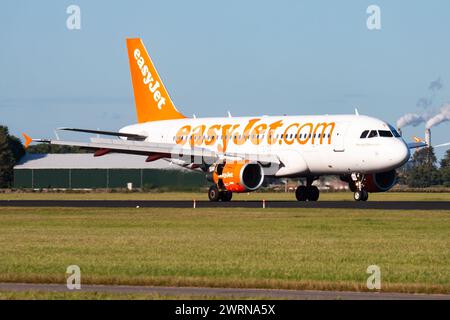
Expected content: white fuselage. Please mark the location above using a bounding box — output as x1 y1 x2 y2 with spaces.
120 114 410 177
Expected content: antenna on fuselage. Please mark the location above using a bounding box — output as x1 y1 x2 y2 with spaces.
354 108 360 116
227 111 232 118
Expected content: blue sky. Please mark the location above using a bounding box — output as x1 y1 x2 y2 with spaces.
1 0 449 159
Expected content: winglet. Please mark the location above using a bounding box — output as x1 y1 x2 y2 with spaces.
22 133 33 149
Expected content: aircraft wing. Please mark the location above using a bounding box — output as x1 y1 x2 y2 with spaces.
406 141 428 149
33 136 217 160
406 139 449 149
23 134 281 167
58 127 147 140
434 142 450 148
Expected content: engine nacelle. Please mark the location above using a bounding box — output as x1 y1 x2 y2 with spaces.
341 170 397 193
363 170 397 192
213 161 264 192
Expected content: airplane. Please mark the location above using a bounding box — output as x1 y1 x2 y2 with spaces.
23 38 427 202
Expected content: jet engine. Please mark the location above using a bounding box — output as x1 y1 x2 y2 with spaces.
213 161 264 192
341 170 397 193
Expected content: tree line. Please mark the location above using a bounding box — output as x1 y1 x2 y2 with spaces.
401 147 450 188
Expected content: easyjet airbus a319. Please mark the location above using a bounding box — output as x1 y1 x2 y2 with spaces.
24 38 426 202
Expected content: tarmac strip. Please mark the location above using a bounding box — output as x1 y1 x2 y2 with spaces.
0 283 449 300
0 200 449 210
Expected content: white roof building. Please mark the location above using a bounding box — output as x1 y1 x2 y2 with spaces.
15 153 180 170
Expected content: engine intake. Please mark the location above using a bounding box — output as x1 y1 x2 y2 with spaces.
213 161 264 192
364 170 397 192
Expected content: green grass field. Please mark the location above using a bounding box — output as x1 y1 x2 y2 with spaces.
0 291 250 300
0 206 449 299
0 191 449 201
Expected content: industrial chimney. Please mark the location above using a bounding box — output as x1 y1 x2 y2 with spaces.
425 128 431 147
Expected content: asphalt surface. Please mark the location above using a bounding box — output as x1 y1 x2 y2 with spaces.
0 200 449 210
0 283 448 300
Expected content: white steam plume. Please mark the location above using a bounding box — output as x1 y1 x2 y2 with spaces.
397 77 443 128
396 112 428 129
426 103 450 129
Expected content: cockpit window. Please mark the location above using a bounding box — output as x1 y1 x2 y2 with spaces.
388 125 401 137
378 130 393 137
360 130 369 138
368 130 378 138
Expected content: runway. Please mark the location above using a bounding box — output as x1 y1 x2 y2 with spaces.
0 282 448 300
0 200 449 210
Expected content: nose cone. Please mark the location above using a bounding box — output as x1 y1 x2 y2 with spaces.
391 140 410 167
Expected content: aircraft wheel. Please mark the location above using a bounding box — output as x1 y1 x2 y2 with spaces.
307 186 320 201
220 191 233 202
354 191 363 201
361 190 369 201
208 185 220 202
295 186 308 201
354 190 369 201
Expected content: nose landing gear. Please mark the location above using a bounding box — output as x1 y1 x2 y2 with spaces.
351 173 369 201
354 190 369 201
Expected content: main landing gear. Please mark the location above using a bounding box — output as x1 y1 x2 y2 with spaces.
295 177 320 201
351 173 369 201
208 185 233 202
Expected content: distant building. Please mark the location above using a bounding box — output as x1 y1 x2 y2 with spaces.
14 154 207 190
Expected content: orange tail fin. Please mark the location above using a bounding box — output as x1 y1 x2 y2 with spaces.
126 38 186 123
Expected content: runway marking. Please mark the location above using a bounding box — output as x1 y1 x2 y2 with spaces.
0 200 449 210
0 283 449 300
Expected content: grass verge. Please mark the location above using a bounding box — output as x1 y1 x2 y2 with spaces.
0 207 449 294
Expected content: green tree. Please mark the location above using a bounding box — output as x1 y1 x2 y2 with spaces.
440 149 450 168
0 125 25 188
440 149 450 187
407 147 440 187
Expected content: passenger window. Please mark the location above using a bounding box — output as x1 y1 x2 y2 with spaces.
360 130 369 138
378 130 393 137
368 130 378 138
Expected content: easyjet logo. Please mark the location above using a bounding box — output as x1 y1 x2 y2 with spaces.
175 118 335 153
134 49 166 110
219 172 234 179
